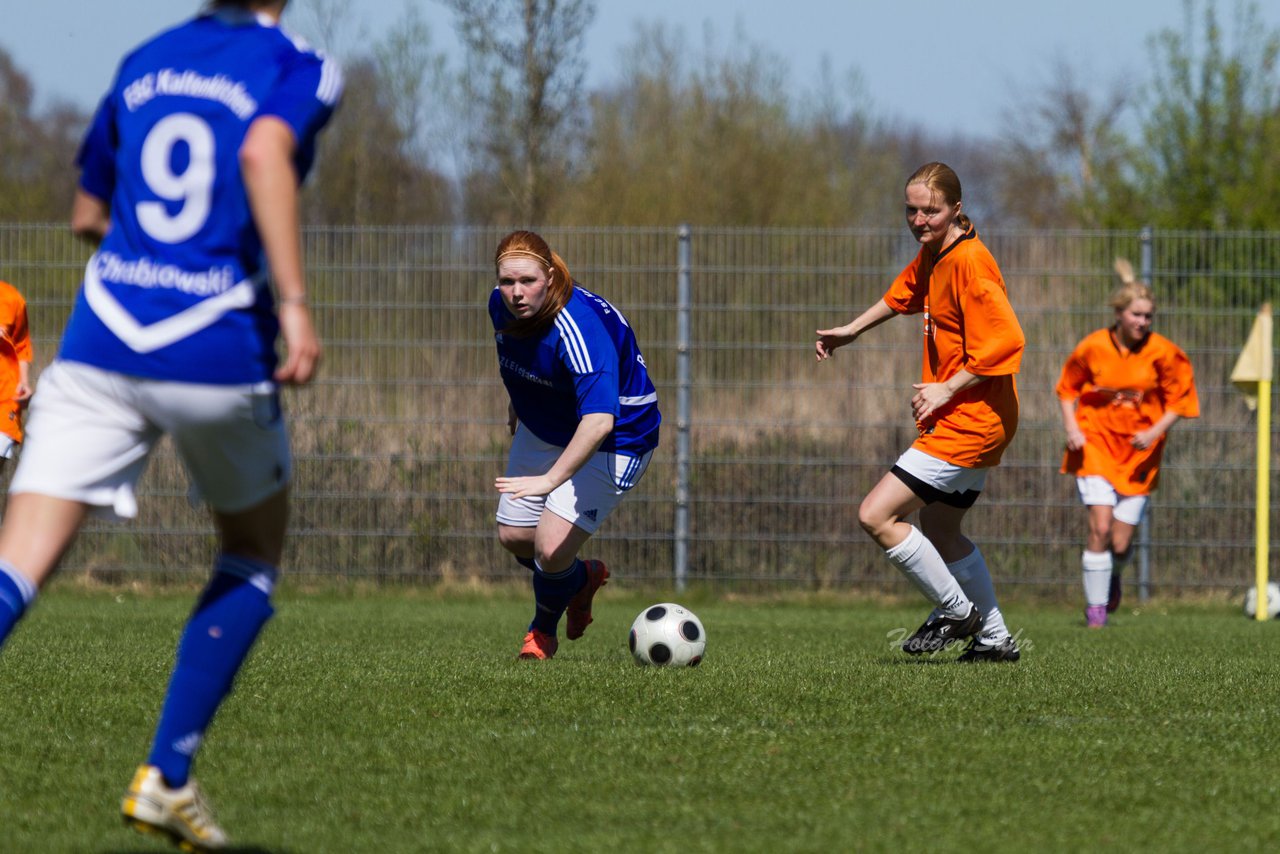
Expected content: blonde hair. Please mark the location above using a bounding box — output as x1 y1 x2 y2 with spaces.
905 162 973 232
494 230 574 337
1110 257 1155 311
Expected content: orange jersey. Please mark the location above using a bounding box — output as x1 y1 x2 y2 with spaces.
1057 327 1198 495
882 226 1024 467
0 280 32 444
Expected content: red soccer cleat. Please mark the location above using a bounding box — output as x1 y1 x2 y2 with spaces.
565 560 610 640
518 628 558 660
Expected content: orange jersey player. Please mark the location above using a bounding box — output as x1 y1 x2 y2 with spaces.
882 222 1023 468
1057 258 1199 628
816 161 1025 663
0 279 34 457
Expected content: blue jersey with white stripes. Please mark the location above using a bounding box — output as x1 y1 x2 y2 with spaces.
61 10 342 384
490 284 661 455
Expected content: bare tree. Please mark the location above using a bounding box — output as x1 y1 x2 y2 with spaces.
0 48 83 221
997 56 1133 228
560 21 905 227
444 0 596 223
289 0 367 60
1138 0 1280 228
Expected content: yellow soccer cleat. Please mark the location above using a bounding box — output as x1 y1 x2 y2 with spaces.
121 764 228 852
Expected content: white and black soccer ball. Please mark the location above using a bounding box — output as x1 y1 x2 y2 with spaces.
629 603 706 666
1243 582 1280 619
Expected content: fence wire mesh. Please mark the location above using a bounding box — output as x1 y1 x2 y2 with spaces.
1 224 1276 593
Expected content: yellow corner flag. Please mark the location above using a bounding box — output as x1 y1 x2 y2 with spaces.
1231 303 1273 410
1231 304 1273 621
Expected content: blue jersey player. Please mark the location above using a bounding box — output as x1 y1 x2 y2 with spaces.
490 230 661 660
0 1 340 848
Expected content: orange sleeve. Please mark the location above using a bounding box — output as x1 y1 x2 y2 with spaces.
1056 341 1091 400
1157 341 1199 417
10 293 31 363
961 276 1024 376
882 253 926 315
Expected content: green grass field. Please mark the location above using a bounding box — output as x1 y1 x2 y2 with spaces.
1 587 1278 853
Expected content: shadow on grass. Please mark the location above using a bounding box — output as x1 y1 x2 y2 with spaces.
101 847 287 854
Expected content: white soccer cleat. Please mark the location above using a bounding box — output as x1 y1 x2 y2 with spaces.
121 764 229 851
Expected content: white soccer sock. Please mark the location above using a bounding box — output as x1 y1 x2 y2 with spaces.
885 525 971 618
1082 550 1112 607
948 546 1009 644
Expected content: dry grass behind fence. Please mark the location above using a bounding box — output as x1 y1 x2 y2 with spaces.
0 224 1275 595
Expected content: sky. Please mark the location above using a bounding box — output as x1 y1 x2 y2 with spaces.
3 1 1279 139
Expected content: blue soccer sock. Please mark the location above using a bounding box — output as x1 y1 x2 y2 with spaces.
529 558 586 636
515 555 537 572
0 560 37 649
147 554 276 788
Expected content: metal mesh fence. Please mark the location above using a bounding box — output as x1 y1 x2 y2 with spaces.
0 224 1275 594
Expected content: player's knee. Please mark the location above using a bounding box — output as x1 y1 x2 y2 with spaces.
532 545 575 575
1088 521 1112 548
857 501 893 542
496 525 530 555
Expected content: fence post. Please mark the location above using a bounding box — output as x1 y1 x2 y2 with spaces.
673 224 692 592
1138 225 1154 603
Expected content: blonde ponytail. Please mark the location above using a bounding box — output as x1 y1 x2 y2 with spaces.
1109 256 1154 311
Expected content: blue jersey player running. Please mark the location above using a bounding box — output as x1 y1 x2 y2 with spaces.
490 230 661 660
0 1 340 848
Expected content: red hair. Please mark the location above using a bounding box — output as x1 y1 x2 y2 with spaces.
494 230 574 337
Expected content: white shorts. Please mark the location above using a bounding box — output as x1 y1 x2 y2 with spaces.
1076 475 1148 526
10 360 291 520
892 447 988 507
0 434 17 460
496 423 652 534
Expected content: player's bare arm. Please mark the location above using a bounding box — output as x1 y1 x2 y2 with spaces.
495 412 614 500
1132 410 1188 449
911 369 990 423
1060 398 1086 451
242 116 320 385
70 189 110 245
815 298 896 361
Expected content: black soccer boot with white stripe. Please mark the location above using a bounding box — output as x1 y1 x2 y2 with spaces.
957 634 1021 663
901 605 984 655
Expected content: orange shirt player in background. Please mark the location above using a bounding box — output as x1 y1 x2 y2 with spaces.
0 279 33 461
1057 258 1199 628
816 161 1025 663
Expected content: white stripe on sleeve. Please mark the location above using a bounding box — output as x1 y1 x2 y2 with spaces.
316 57 344 105
554 312 593 374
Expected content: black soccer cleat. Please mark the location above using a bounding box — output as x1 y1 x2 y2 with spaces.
956 635 1021 663
1107 569 1123 614
901 605 984 655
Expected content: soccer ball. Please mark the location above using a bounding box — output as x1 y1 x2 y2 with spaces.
629 603 706 666
1243 582 1280 619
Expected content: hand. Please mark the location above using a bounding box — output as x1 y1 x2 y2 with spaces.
911 382 953 423
13 382 32 406
1131 428 1160 450
274 302 321 385
815 325 856 361
1064 426 1087 452
495 474 556 500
